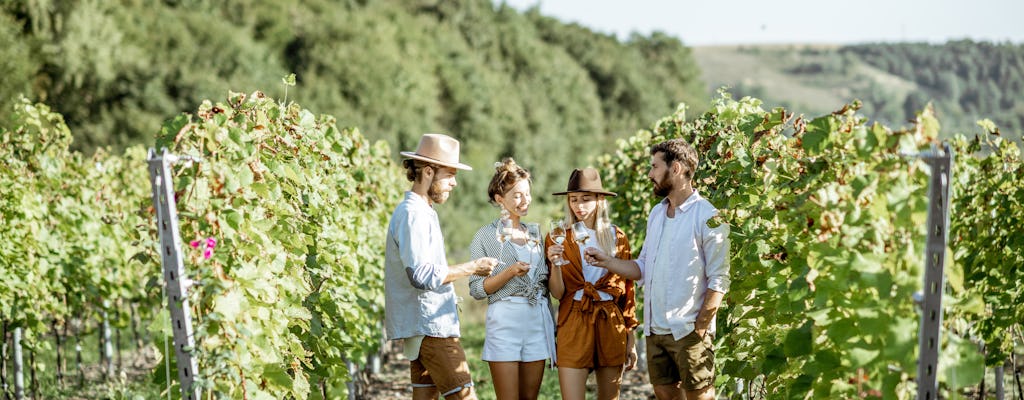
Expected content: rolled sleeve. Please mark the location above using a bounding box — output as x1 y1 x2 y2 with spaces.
467 231 489 300
702 220 731 293
397 210 448 291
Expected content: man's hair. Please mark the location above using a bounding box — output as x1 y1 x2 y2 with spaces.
403 159 434 182
651 139 698 180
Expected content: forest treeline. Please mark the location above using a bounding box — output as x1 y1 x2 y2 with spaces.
0 0 706 252
841 40 1024 138
726 40 1024 142
2 0 1022 251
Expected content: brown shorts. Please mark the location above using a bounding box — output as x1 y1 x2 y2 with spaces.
409 336 474 398
647 331 715 390
556 300 628 369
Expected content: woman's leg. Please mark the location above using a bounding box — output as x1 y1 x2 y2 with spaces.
595 365 623 400
488 361 521 399
558 367 590 400
517 360 546 400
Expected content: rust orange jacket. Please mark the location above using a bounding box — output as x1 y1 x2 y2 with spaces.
546 226 638 331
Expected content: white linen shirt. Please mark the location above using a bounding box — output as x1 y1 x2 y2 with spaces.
635 191 730 340
384 191 460 341
573 226 613 302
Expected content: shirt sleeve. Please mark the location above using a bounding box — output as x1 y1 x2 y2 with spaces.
396 208 448 291
467 227 489 300
701 211 731 294
615 228 639 331
633 210 655 286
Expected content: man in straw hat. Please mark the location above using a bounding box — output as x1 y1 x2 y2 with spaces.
585 139 730 400
385 133 497 400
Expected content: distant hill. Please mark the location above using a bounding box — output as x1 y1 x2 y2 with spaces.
693 41 1024 142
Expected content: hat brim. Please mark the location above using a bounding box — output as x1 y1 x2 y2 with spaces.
552 189 617 197
400 151 473 171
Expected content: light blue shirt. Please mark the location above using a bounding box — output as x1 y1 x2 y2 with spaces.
384 191 460 340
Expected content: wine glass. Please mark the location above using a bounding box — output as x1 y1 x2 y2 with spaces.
571 221 591 246
548 220 569 266
496 208 513 264
525 223 541 266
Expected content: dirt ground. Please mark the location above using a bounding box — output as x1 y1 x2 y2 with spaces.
359 349 656 399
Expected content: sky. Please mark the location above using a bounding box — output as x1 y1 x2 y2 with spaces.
495 0 1024 46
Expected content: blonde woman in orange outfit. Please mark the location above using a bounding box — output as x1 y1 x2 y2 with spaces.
546 168 640 400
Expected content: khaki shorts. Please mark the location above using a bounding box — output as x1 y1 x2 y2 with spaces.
646 331 715 390
556 300 628 369
410 336 474 398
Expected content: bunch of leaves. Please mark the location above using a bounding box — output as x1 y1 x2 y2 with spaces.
155 90 402 398
947 127 1023 367
0 96 156 356
597 92 989 398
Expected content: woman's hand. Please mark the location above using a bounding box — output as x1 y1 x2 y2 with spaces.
504 261 531 277
624 332 638 371
546 244 565 264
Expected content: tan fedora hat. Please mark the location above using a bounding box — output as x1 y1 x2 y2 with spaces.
552 168 616 197
400 133 472 171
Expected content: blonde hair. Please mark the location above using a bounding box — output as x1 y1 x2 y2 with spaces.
565 196 616 255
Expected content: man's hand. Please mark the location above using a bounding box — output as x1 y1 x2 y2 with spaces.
583 247 642 280
583 247 611 267
444 257 497 284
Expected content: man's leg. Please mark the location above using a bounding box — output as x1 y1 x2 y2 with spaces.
410 357 439 400
418 337 477 400
653 382 683 400
647 334 686 400
684 385 714 400
677 332 715 399
412 387 439 400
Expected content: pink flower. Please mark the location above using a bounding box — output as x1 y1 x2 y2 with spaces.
190 236 217 260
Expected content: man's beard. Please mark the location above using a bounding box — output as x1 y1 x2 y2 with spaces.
427 177 449 204
652 170 672 198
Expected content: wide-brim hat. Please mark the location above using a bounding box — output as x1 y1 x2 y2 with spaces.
552 167 616 197
400 133 472 170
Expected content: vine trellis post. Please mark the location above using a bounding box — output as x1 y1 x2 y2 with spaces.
915 143 953 400
148 148 201 400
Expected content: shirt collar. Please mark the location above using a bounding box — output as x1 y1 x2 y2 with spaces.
405 191 434 211
660 190 703 214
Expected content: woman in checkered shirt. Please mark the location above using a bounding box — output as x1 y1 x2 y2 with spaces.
467 158 555 400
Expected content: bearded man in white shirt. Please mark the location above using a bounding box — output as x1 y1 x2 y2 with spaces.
585 138 731 400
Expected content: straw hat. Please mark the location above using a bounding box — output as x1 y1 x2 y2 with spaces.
400 133 472 170
552 168 616 197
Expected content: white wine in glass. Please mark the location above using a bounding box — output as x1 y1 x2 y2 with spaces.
549 220 569 266
571 221 591 245
525 223 541 266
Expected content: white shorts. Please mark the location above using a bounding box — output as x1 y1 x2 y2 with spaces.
482 297 552 362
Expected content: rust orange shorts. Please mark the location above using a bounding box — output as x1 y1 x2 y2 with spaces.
556 300 629 369
409 336 474 398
